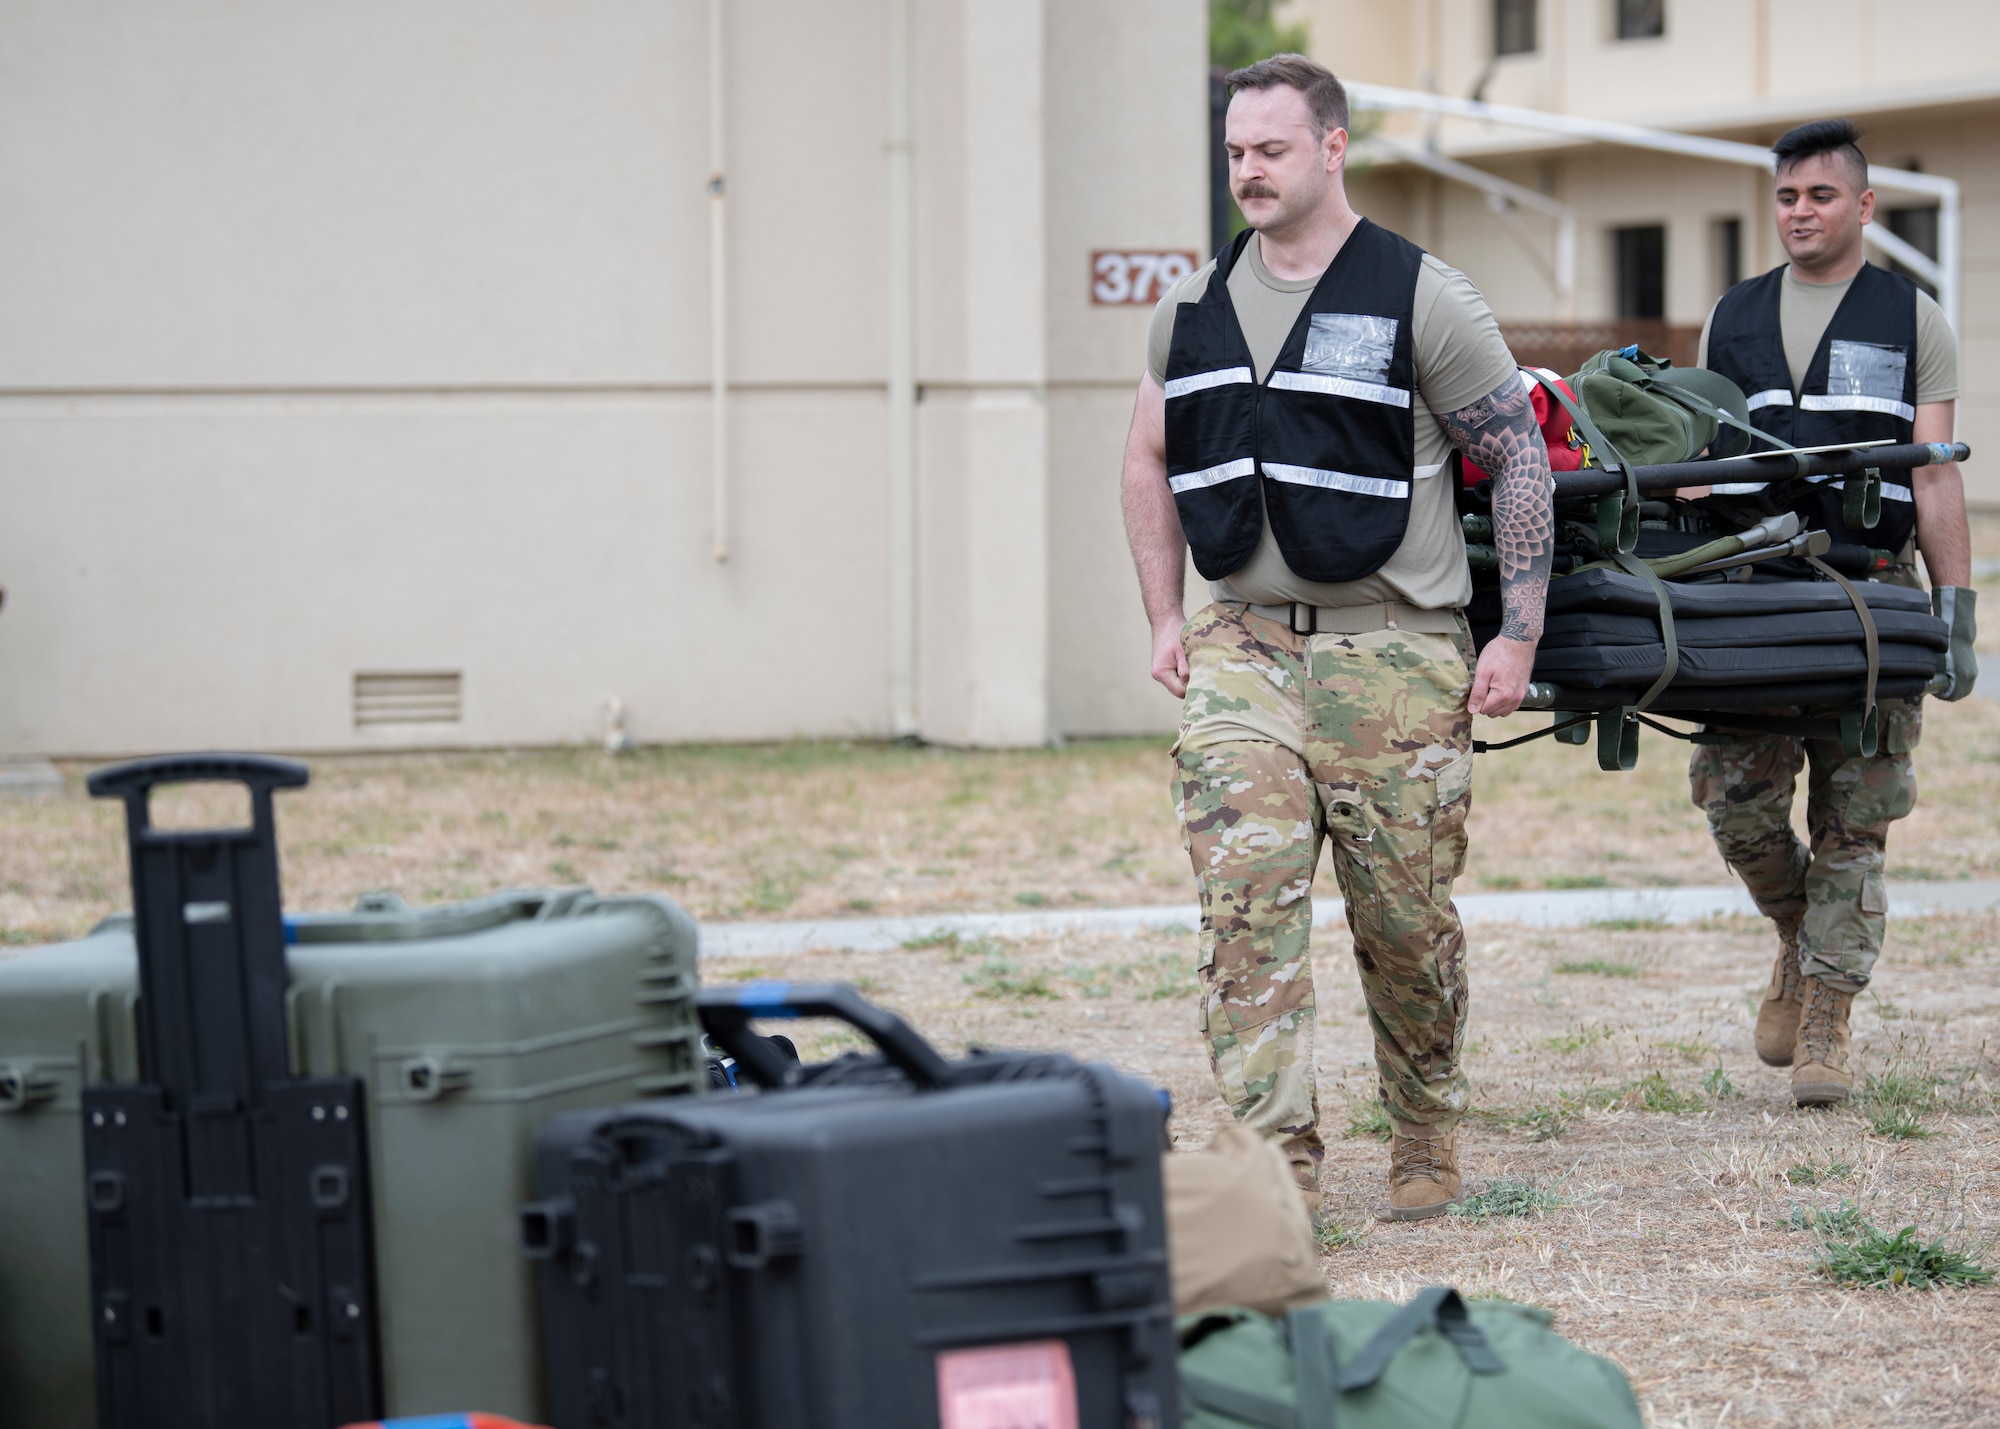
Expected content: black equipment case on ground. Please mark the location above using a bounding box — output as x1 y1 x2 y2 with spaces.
525 982 1179 1428
80 755 383 1427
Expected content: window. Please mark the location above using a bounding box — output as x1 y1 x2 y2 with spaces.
1615 0 1665 40
1884 206 1939 298
1494 0 1537 55
1710 217 1742 296
1614 225 1667 319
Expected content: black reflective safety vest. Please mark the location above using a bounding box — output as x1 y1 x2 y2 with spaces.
1704 261 1920 552
1163 220 1425 584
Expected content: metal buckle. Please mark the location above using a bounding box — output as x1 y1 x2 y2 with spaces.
1289 603 1317 636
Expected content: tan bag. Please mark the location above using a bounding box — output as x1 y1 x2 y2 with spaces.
1164 1124 1328 1316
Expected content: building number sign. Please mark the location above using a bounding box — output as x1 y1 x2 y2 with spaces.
1090 250 1199 305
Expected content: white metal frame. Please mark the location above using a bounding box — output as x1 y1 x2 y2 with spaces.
1358 133 1578 319
1347 82 1962 332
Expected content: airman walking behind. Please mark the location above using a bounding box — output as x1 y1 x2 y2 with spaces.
1693 119 1978 1105
1120 55 1553 1220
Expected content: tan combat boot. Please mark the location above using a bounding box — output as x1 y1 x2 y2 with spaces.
1754 917 1808 1067
1292 1164 1323 1226
1792 976 1858 1106
1385 1120 1462 1221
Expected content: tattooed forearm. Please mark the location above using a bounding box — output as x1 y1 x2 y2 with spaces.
1440 377 1554 643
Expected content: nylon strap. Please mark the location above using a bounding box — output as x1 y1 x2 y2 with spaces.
1284 1307 1342 1429
1610 552 1680 713
1806 554 1880 716
1646 379 1791 453
1336 1286 1503 1391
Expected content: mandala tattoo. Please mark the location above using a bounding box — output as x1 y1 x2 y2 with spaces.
1440 378 1554 643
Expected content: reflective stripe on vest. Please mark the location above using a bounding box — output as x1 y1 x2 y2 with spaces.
1164 366 1254 399
1265 370 1412 408
1167 457 1257 494
1261 463 1409 499
1800 392 1916 421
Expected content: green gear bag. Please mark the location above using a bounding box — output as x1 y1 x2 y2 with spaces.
1570 348 1728 467
1177 1287 1644 1429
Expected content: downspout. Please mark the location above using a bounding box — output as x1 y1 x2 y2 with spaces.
885 0 918 737
708 0 729 563
1555 212 1576 322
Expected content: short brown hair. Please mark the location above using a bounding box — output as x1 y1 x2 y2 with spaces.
1224 53 1349 140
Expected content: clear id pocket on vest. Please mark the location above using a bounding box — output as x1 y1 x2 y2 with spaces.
1827 339 1908 401
1302 312 1398 385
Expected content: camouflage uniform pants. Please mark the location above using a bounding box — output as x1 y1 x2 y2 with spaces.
1688 698 1920 990
1175 603 1477 1189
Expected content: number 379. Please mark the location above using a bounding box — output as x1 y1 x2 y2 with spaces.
1091 250 1198 305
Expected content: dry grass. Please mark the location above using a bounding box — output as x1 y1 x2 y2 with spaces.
5 692 1997 946
7 520 1998 946
712 911 2000 1427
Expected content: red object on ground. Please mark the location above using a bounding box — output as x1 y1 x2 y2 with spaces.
1462 367 1585 485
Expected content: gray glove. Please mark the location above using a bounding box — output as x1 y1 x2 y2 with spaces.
1931 586 1978 700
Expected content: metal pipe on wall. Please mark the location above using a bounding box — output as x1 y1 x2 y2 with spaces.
708 0 730 563
885 0 918 737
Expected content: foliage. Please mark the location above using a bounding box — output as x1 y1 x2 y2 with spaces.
1701 1061 1741 1100
1554 957 1644 979
1210 0 1310 75
1815 1223 1993 1290
1546 1023 1616 1053
1514 1102 1571 1141
1853 1038 1993 1139
1141 952 1200 1002
1783 1200 1866 1236
1344 1099 1394 1142
1451 1179 1570 1220
1786 1159 1855 1186
1629 1071 1708 1114
964 950 1056 1001
1505 1068 1725 1139
1315 1219 1366 1252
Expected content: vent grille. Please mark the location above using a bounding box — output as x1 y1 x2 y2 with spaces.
353 671 462 727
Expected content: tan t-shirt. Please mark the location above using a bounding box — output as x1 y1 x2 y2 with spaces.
1147 234 1517 610
1697 263 1959 401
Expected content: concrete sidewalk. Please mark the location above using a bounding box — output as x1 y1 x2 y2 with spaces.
700 878 2000 959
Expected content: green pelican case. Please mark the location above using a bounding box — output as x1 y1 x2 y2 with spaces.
0 847 703 1423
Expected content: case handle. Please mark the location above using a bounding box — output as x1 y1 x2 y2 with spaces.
87 752 310 835
697 981 953 1091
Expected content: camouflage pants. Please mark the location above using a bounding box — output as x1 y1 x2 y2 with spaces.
1174 603 1477 1189
1688 698 1921 989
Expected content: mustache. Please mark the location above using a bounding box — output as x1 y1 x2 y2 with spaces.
1235 182 1279 200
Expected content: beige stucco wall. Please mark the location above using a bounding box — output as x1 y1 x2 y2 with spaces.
0 0 1207 755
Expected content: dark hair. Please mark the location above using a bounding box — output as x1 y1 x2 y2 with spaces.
1772 118 1868 189
1224 53 1349 140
